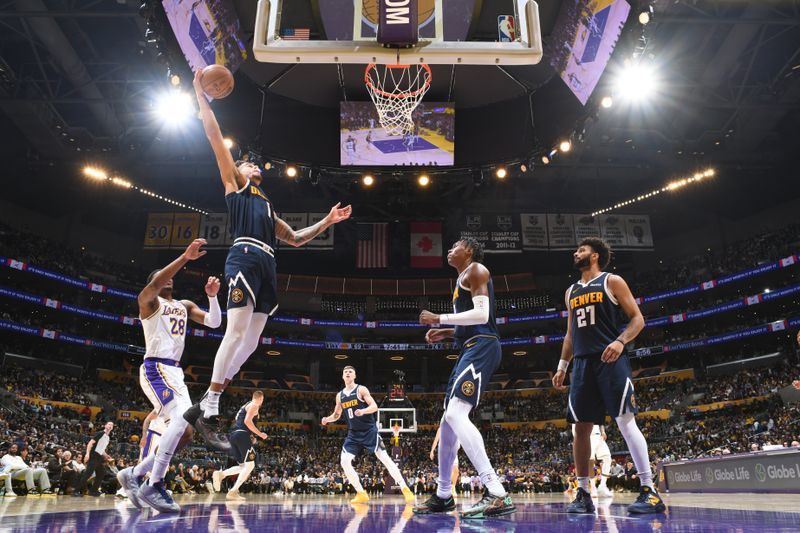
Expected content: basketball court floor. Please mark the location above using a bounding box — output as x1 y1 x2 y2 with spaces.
2 493 798 532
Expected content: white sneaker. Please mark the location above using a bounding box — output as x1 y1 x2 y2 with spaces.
226 490 245 501
212 470 223 493
597 485 614 498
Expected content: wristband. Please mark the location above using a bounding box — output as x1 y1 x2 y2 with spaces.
557 359 569 373
614 338 626 346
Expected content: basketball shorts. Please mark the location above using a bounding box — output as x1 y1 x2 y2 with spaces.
139 358 192 421
342 424 386 456
229 429 257 464
225 244 279 316
591 437 612 460
444 335 501 409
567 353 637 424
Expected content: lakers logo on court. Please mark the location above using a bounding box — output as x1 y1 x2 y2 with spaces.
231 288 244 304
461 380 475 397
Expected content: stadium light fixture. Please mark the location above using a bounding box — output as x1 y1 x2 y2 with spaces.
334 354 349 360
223 138 234 149
285 165 298 178
601 96 613 108
83 166 107 180
418 174 430 187
495 167 507 179
362 174 375 187
559 140 572 153
155 90 194 126
615 63 657 102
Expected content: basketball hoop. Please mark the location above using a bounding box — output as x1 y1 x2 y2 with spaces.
365 63 432 136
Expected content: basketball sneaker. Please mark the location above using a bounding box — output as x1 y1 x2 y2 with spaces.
413 494 455 514
566 487 595 514
212 470 223 493
460 492 516 519
350 491 370 504
116 467 144 509
596 485 614 498
183 403 231 452
226 489 246 501
139 481 180 513
401 486 415 503
627 486 666 514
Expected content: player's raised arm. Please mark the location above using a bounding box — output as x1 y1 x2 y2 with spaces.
192 70 246 194
138 239 207 319
321 394 343 425
274 202 352 248
602 275 645 363
354 386 378 417
182 276 222 328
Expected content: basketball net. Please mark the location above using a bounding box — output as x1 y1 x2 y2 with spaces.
392 425 401 441
365 63 432 136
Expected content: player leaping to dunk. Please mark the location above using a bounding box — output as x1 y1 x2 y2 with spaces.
414 238 515 519
185 70 352 446
321 365 415 505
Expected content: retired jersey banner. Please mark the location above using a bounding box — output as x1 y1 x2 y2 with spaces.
143 213 174 248
199 213 228 247
459 214 522 253
410 222 443 268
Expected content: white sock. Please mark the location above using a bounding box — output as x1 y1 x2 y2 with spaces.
133 453 156 479
231 461 254 492
375 449 408 490
615 413 654 490
578 477 590 491
435 420 460 499
201 391 222 419
444 398 506 497
340 452 364 493
225 314 269 382
148 417 188 485
599 458 611 488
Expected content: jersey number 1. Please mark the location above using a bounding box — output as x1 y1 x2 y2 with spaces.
347 408 354 419
576 305 596 328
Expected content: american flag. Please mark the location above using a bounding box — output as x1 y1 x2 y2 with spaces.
281 28 310 40
357 223 388 269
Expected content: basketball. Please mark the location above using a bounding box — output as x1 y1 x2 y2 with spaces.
362 0 435 27
200 64 234 99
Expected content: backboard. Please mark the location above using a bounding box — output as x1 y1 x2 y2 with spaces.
253 0 542 65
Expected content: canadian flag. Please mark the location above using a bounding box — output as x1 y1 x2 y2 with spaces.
410 222 442 268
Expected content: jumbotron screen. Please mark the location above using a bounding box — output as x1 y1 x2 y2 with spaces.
340 102 455 166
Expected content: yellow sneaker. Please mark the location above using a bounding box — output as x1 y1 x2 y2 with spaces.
402 487 415 503
350 491 370 504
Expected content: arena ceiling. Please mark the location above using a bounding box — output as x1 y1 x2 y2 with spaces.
0 0 799 219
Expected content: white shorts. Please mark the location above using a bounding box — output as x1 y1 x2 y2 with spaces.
591 437 612 460
139 359 192 422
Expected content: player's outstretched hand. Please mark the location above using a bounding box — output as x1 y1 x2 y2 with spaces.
183 239 207 261
321 416 331 426
326 202 352 224
601 340 623 363
552 369 567 390
419 310 439 325
205 276 220 297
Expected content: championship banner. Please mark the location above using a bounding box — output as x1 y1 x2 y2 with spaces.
410 222 443 268
459 213 522 253
143 213 174 248
306 212 335 249
598 214 628 247
520 214 548 250
623 215 654 248
546 213 576 249
573 214 601 243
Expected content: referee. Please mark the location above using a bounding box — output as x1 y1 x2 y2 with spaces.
74 421 114 497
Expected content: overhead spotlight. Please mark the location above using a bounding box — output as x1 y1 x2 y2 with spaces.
155 90 194 126
541 155 551 165
495 167 507 179
83 166 107 180
559 140 572 153
223 138 234 149
169 74 181 86
362 174 375 187
418 174 430 187
520 162 528 173
616 63 657 101
601 96 613 108
638 5 654 25
285 165 298 178
264 161 272 170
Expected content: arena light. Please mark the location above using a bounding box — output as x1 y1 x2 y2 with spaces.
541 155 551 165
223 138 234 149
638 5 654 25
169 74 181 86
418 174 430 187
446 354 458 360
559 140 571 153
362 174 375 187
495 167 507 179
615 64 657 102
83 166 107 180
591 168 716 216
110 177 133 189
285 165 298 178
601 96 613 109
155 90 194 126
513 351 527 356
334 354 349 360
266 350 281 356
390 355 404 361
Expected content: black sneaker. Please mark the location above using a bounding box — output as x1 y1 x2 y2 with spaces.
566 487 595 514
461 493 516 519
627 486 666 514
413 494 456 514
183 403 231 452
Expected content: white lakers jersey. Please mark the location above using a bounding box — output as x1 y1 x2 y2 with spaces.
572 424 604 439
141 296 187 362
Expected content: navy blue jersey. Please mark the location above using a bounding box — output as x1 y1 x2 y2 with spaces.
225 180 276 247
567 272 626 357
340 385 375 432
451 269 499 347
233 401 258 434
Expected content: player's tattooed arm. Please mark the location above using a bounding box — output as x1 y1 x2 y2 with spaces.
321 394 343 425
275 203 352 247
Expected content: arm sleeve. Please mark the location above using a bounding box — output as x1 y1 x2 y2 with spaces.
438 295 490 326
203 296 222 328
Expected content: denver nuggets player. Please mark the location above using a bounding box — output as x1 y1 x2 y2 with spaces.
117 238 222 512
188 70 352 442
321 366 414 505
553 237 666 514
415 238 515 519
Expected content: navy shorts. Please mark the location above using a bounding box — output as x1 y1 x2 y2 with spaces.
229 429 256 464
224 245 279 315
342 424 385 456
444 335 501 410
567 353 637 424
